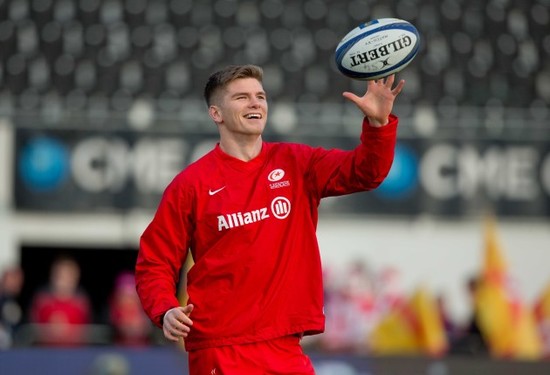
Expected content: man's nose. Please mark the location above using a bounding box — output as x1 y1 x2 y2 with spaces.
249 97 261 107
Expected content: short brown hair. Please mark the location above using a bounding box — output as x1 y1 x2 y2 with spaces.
204 64 263 106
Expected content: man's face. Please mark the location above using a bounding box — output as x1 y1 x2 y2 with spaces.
209 78 268 137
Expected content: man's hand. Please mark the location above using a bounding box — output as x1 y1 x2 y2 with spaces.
162 304 194 342
342 74 405 127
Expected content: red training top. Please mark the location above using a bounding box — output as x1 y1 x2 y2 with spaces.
135 115 398 351
30 289 91 346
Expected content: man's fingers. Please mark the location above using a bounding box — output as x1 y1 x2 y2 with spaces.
342 91 360 104
163 325 181 341
171 321 191 333
392 79 406 96
163 322 190 341
183 304 194 315
384 74 395 87
162 305 194 342
167 306 194 323
170 315 193 331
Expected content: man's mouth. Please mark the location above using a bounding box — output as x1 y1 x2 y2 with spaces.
244 113 262 119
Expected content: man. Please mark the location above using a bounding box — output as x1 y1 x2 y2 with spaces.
29 256 91 346
136 64 404 374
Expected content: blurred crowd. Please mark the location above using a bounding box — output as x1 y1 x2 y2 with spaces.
0 255 153 349
302 260 463 356
302 217 550 361
1 249 550 361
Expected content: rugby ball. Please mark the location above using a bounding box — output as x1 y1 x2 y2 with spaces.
335 18 420 80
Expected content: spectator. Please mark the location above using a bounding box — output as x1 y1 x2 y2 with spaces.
0 266 25 349
374 266 406 314
449 275 489 356
29 255 92 346
109 271 151 346
318 260 377 353
436 293 459 344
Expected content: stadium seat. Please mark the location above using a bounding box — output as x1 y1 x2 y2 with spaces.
0 0 544 128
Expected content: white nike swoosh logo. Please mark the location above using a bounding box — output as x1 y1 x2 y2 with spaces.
208 186 226 196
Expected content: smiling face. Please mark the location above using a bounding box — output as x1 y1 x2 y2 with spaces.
209 77 268 139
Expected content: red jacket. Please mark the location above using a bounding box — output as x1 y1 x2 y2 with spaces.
135 115 398 350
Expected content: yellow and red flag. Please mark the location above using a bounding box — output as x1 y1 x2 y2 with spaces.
534 281 550 357
369 300 421 355
369 285 447 356
474 215 542 359
409 285 448 356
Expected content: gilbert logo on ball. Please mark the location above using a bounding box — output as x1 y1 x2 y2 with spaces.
335 18 420 80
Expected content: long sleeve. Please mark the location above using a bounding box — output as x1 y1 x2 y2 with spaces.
307 114 398 199
135 176 193 327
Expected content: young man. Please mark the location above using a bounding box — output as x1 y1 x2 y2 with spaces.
135 64 404 374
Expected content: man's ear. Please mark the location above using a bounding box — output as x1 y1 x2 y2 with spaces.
209 105 222 123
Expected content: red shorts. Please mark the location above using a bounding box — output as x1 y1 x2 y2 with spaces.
187 335 316 375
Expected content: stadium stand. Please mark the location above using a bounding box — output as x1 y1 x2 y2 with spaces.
0 0 547 134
